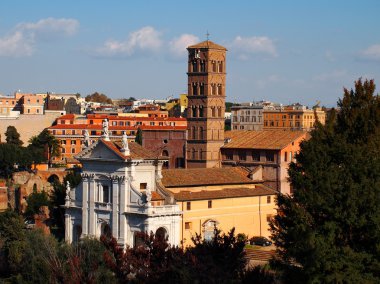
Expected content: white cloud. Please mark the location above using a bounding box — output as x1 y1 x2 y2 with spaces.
0 17 79 57
229 36 278 59
169 34 199 58
95 26 163 57
0 31 34 57
360 44 380 61
17 17 79 40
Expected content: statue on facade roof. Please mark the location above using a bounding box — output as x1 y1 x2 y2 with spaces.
102 118 110 141
84 129 90 147
121 131 130 155
66 181 71 201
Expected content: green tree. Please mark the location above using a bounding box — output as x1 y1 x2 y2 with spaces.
24 187 49 218
5 126 23 146
29 129 60 166
270 79 380 283
135 127 143 145
0 143 34 177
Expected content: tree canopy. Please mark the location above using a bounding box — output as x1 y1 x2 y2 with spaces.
270 79 380 283
29 129 60 166
85 92 113 104
5 126 23 146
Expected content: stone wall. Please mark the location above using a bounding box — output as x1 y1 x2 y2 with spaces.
0 112 63 145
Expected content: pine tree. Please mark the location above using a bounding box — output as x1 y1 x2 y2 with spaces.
270 79 380 283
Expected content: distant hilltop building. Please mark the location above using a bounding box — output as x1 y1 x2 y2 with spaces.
231 101 326 131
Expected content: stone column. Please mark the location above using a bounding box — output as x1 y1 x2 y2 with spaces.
65 213 71 243
88 176 96 236
111 176 119 238
82 177 89 235
118 177 126 244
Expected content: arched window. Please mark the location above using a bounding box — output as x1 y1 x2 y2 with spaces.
192 126 197 140
162 150 169 157
199 106 204 117
203 220 219 242
218 107 222 118
192 148 196 160
155 227 168 242
101 223 112 238
212 107 216 117
199 127 204 140
192 107 197 118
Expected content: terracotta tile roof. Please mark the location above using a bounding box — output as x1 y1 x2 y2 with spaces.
49 124 139 130
140 125 187 131
85 114 186 122
169 184 276 201
161 167 255 188
152 191 165 201
223 130 307 150
101 139 161 160
57 114 76 119
188 40 227 50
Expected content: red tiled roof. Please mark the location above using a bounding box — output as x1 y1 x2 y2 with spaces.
161 167 255 188
152 191 165 201
139 125 187 130
57 114 75 119
169 184 276 201
85 114 186 121
188 40 227 50
223 130 307 150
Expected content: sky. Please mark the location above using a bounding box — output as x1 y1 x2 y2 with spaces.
0 1 379 107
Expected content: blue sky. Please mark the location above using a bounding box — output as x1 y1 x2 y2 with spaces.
0 0 379 107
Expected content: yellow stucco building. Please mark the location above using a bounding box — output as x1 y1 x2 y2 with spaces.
161 167 276 247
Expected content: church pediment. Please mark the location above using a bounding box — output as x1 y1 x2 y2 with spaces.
75 140 125 161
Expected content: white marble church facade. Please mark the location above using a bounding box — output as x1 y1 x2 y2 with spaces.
64 131 181 247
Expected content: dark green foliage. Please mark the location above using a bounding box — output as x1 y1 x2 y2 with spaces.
0 210 26 277
49 171 82 240
28 129 60 166
85 92 113 104
5 126 23 146
102 232 193 283
135 127 143 145
225 102 240 112
24 188 49 218
270 79 380 283
0 143 34 177
188 227 247 283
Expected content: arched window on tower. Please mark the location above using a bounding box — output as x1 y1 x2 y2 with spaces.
199 106 204 117
212 84 217 95
212 107 216 117
192 106 197 118
218 107 222 118
199 127 204 140
192 83 198 96
218 84 223 95
192 61 198 72
212 61 217 72
219 61 223 72
200 84 204 95
192 126 197 140
192 148 196 160
200 60 206 72
198 149 202 160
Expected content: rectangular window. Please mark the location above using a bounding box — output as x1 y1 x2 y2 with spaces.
266 152 275 162
185 222 192 230
71 140 76 145
252 151 260 161
71 148 76 154
119 121 124 126
238 151 246 161
91 131 96 135
267 196 271 204
103 185 110 203
186 202 191 211
208 200 212 208
140 183 147 190
284 152 288 162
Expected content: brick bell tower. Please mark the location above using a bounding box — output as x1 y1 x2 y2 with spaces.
186 40 227 168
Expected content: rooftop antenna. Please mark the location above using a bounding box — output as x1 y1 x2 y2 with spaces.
206 31 210 41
